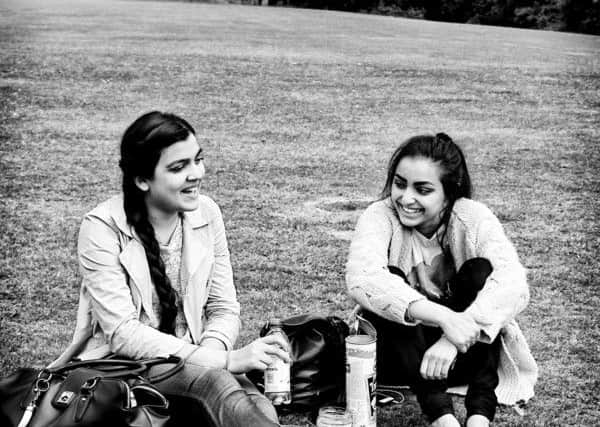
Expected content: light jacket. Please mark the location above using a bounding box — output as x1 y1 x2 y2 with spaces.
346 197 538 406
53 194 240 367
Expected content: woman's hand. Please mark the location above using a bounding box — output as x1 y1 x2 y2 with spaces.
420 336 458 380
406 300 480 352
227 334 291 374
439 311 480 353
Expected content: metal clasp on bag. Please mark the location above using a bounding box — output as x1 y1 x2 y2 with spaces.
81 377 100 392
17 371 53 427
73 376 101 423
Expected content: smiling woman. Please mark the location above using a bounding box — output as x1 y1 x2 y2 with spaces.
50 111 291 427
136 133 205 245
346 134 538 427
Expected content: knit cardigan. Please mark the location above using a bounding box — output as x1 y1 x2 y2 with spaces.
345 197 538 406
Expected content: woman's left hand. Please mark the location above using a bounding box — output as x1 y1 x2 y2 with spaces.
420 336 458 380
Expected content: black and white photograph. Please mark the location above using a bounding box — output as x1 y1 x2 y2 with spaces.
0 0 598 426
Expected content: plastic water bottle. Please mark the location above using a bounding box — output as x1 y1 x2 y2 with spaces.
264 319 292 405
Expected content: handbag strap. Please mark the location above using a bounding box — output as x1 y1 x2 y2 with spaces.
45 355 184 381
280 313 331 328
143 355 185 383
47 358 148 377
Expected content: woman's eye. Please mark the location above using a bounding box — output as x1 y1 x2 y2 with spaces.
394 179 406 189
195 156 204 164
417 187 433 195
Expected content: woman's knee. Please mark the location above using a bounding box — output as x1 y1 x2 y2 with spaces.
188 369 279 426
458 258 492 288
448 258 492 311
187 367 240 396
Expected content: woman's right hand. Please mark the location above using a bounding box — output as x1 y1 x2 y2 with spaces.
227 334 291 374
439 311 480 353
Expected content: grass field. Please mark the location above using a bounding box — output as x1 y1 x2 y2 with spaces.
1 0 599 425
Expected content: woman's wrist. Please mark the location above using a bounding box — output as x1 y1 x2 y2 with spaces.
407 299 453 328
200 336 227 351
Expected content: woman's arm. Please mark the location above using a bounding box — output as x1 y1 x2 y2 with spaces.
464 210 530 342
199 198 241 350
406 299 480 353
78 213 227 367
346 203 426 325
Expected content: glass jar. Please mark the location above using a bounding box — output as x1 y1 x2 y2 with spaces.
316 406 353 427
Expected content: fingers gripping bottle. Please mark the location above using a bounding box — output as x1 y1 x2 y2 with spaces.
264 319 292 405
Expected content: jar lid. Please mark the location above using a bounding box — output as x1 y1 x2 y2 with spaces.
316 406 353 426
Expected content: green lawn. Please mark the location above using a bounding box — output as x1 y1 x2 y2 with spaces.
1 0 599 425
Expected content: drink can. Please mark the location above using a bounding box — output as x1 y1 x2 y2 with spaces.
345 334 376 427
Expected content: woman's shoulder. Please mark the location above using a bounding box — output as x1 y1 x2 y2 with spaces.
185 194 223 226
355 198 402 232
82 194 125 224
81 194 130 236
451 198 499 228
362 198 396 217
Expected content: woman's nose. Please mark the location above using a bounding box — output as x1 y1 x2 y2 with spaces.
400 188 415 204
187 162 205 181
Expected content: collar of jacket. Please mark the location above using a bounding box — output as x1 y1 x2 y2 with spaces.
108 195 212 328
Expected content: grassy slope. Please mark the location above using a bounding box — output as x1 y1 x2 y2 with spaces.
1 0 599 425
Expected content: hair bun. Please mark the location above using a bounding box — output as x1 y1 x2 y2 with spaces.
435 133 453 143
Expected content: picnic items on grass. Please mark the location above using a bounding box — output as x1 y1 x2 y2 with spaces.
248 313 349 414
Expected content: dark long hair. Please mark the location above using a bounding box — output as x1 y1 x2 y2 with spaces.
119 111 195 335
380 133 472 246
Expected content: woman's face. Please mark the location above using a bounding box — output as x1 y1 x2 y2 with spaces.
138 133 205 216
391 156 447 237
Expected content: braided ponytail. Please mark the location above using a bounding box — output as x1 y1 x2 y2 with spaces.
119 111 195 335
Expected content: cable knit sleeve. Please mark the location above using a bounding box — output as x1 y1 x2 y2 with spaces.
346 202 426 325
462 205 530 342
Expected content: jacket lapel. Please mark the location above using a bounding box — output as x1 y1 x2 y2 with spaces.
119 238 156 323
181 212 210 290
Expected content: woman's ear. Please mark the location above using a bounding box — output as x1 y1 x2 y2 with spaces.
134 176 150 192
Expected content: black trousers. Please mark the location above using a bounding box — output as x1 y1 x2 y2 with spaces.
363 258 501 422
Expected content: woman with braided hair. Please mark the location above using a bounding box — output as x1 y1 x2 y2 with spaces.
54 111 288 426
346 134 537 427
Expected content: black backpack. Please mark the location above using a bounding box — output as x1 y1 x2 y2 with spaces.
247 313 349 414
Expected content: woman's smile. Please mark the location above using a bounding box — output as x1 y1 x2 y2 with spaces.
181 183 199 197
391 156 447 237
398 204 424 216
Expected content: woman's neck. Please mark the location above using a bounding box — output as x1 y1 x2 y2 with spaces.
146 205 180 244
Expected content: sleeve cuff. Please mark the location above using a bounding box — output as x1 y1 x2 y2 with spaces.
465 304 501 343
200 331 234 351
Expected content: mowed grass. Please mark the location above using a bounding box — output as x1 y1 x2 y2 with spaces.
1 0 599 425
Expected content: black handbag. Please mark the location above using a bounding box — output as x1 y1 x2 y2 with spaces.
247 314 350 414
0 356 184 427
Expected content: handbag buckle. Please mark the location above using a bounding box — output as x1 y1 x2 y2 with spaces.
16 372 53 427
55 391 75 407
81 377 100 394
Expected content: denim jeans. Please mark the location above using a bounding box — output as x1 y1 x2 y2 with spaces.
146 362 279 427
363 258 500 422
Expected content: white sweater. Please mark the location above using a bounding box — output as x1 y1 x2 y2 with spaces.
346 197 538 406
